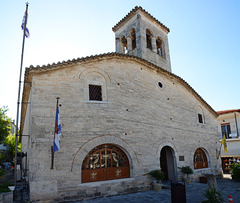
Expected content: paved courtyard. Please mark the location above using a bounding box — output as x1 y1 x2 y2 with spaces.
72 176 240 203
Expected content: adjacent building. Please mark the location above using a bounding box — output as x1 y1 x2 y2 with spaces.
20 6 221 202
217 109 240 173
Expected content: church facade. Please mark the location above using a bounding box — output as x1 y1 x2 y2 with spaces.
20 7 221 202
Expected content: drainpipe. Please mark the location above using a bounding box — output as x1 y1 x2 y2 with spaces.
234 113 239 138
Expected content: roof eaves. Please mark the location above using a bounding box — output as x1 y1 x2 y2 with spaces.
112 6 170 33
217 109 240 115
26 52 217 118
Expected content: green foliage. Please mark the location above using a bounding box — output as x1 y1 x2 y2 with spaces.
0 168 7 177
3 134 21 160
148 169 164 182
0 152 6 161
180 166 193 178
0 182 14 193
202 187 225 203
230 162 240 179
0 106 12 142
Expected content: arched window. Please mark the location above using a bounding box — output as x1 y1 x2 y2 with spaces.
194 148 208 169
82 144 130 183
83 71 107 102
156 37 164 57
130 28 136 50
197 106 205 124
146 29 152 50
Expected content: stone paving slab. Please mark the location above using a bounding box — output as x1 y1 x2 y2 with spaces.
70 177 240 203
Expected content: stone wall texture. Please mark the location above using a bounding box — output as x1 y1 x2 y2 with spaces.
0 192 13 203
21 56 221 202
114 12 171 72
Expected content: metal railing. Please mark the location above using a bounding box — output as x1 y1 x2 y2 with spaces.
219 130 240 139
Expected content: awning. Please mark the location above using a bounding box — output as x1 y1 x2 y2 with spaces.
221 155 240 158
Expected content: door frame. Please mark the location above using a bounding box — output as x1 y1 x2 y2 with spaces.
160 146 177 180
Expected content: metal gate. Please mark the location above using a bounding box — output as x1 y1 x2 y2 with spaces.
82 144 130 183
194 148 208 169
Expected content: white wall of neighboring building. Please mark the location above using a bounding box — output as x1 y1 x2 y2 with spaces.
217 110 240 173
217 111 240 139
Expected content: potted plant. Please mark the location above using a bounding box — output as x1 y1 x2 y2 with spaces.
148 169 164 191
7 182 15 191
230 162 240 181
0 182 14 193
202 187 225 203
179 166 193 184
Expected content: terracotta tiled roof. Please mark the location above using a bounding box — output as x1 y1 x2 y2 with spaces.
217 109 240 115
112 6 170 33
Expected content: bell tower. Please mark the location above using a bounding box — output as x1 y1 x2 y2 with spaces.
112 6 172 73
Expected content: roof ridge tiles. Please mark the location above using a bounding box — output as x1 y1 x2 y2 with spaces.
112 6 170 33
25 52 217 117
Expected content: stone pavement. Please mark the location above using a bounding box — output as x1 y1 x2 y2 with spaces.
72 176 240 203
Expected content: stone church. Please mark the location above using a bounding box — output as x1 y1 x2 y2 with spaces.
20 6 221 202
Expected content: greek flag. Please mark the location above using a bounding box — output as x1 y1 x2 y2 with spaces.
54 105 61 152
21 14 30 38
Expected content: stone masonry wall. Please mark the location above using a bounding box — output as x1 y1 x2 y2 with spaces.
24 57 221 201
114 12 171 72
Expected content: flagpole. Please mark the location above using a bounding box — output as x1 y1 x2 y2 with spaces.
14 2 29 186
51 97 60 169
217 143 222 159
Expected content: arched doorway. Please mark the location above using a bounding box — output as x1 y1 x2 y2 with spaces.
160 146 177 180
81 144 130 183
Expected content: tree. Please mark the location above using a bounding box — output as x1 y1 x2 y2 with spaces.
0 106 12 142
0 106 15 162
4 134 21 159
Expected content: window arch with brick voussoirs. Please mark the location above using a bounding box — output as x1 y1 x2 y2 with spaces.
194 148 208 169
81 144 130 183
79 68 110 102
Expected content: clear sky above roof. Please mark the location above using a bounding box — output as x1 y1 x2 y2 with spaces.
0 0 240 120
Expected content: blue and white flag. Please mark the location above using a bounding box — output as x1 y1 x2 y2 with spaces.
54 105 62 153
21 13 30 38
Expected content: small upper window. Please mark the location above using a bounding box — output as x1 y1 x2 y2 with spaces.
158 82 163 88
197 106 205 124
89 85 102 101
198 113 203 124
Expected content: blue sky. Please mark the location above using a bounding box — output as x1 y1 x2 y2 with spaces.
0 0 239 120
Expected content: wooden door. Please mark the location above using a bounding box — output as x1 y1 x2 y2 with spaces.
82 144 130 183
160 147 169 180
